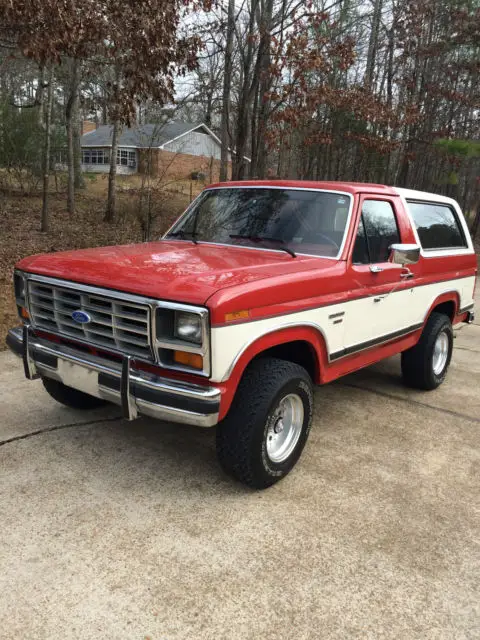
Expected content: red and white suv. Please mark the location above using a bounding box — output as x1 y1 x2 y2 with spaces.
7 181 477 488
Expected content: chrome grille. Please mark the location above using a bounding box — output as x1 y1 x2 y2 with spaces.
28 280 152 359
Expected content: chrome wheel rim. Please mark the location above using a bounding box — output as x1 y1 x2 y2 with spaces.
432 331 449 375
266 393 304 464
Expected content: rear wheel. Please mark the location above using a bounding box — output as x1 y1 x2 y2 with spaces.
216 357 314 489
401 312 453 390
42 377 108 410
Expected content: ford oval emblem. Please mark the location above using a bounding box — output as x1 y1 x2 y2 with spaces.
71 310 91 324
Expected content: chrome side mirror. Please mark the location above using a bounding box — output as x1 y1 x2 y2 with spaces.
389 243 420 266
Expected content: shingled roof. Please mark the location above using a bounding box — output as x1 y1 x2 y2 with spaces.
81 122 213 148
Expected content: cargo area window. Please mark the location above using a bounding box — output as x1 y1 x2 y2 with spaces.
352 200 400 264
407 201 466 250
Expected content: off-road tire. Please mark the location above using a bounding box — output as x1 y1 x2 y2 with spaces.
42 377 108 410
401 312 453 390
216 357 314 489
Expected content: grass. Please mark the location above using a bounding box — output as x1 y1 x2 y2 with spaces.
0 178 192 348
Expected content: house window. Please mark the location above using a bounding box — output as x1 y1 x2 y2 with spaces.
116 149 136 167
82 149 109 164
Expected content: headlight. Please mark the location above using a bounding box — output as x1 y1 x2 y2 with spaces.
14 271 26 304
14 271 29 320
174 311 202 344
155 304 209 376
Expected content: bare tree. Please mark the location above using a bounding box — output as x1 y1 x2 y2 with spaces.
365 0 383 89
41 66 54 232
65 57 80 214
219 0 235 182
105 119 120 223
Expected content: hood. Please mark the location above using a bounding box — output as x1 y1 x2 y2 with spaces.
17 240 328 306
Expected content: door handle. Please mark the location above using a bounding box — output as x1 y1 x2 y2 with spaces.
370 265 383 273
400 269 414 279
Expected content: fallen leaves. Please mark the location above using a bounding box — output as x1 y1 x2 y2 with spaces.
0 189 188 348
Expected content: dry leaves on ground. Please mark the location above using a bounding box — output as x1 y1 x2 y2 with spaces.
0 190 188 347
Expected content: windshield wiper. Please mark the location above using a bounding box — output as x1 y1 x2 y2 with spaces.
167 229 198 245
229 234 296 258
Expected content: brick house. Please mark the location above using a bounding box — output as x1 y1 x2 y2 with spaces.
80 122 233 181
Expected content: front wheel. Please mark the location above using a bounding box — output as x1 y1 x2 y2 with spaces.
401 312 453 390
216 357 314 489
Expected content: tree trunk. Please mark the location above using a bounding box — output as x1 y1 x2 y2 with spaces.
254 0 274 179
101 87 108 125
364 0 383 89
471 207 480 241
66 58 80 214
250 82 260 176
219 0 235 182
73 78 84 190
66 108 75 213
41 67 54 233
231 0 259 180
36 64 45 127
104 119 119 222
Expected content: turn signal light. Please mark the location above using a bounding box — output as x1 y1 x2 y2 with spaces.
225 310 250 322
20 307 30 319
173 350 203 370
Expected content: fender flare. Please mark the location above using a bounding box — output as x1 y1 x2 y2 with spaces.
424 290 460 323
217 324 328 420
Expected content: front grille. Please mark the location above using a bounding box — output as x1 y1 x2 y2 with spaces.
28 280 152 359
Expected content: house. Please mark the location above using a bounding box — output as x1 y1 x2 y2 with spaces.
80 121 232 181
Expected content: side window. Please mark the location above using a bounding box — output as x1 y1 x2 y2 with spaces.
407 201 466 250
352 200 400 264
352 217 369 264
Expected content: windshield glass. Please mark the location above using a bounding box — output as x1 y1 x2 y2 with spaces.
165 188 351 258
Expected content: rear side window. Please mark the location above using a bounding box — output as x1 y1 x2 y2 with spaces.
407 201 466 250
352 200 400 264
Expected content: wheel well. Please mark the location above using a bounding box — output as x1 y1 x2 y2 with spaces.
431 300 456 322
250 340 318 382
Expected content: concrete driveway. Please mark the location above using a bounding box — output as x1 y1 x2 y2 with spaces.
1 309 479 639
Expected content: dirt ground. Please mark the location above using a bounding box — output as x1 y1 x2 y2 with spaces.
0 178 194 344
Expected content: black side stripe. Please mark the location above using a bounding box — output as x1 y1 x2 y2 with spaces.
330 322 424 361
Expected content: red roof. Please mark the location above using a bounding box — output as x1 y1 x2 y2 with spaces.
206 180 397 196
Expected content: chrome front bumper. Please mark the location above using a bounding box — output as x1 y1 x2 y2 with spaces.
6 326 220 427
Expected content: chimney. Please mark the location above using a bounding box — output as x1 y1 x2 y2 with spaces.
81 120 97 135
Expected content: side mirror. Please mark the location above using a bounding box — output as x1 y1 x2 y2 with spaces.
389 243 421 266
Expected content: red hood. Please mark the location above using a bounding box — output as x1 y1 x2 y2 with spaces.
17 240 328 305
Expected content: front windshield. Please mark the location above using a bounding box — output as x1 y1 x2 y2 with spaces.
165 188 351 258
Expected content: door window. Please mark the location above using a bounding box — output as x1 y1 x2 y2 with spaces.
352 200 400 264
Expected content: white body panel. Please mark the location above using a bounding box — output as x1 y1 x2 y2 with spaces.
210 276 476 383
211 301 346 382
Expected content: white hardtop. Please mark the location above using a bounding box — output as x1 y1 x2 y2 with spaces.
393 187 459 208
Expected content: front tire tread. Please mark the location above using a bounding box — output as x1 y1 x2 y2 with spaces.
216 357 313 489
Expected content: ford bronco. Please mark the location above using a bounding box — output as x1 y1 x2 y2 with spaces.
7 181 477 488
